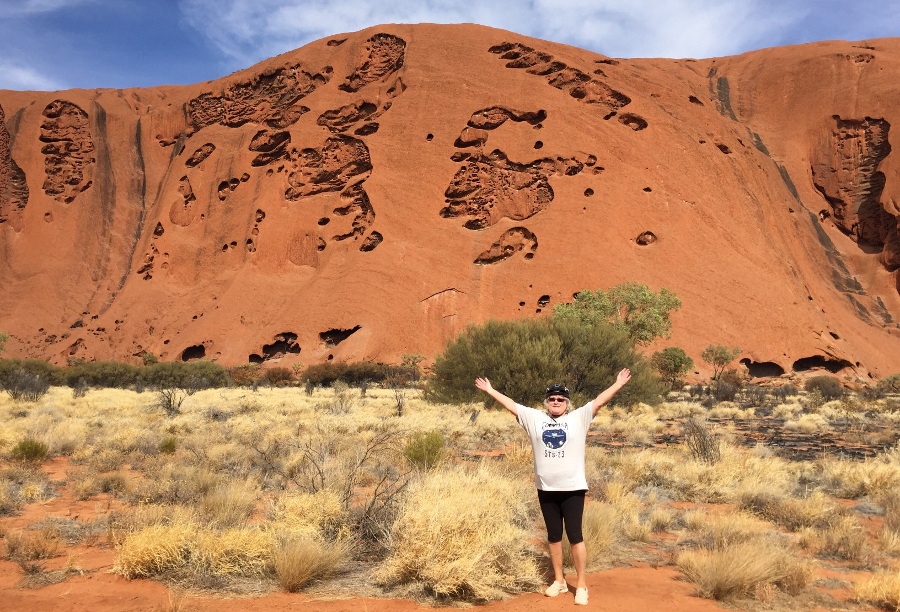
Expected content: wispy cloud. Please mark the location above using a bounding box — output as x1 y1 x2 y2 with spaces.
178 0 815 69
0 60 66 91
0 0 95 15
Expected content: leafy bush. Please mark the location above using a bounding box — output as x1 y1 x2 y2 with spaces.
10 438 49 462
0 330 8 354
65 360 139 388
877 374 900 394
0 359 64 386
301 360 389 386
263 367 295 386
804 375 843 400
426 318 659 407
158 436 177 455
229 364 261 386
140 360 230 389
651 347 694 391
551 282 681 345
404 431 445 470
701 345 741 381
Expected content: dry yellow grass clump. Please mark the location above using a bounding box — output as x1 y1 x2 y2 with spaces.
274 535 353 592
375 463 542 602
562 502 620 567
857 570 900 610
677 540 814 600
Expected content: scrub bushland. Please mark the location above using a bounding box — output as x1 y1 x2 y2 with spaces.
3 383 900 604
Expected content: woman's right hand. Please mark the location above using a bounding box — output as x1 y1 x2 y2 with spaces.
475 377 493 393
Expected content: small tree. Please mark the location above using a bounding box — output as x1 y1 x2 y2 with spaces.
0 330 9 354
651 347 694 392
552 282 681 345
701 344 741 381
141 352 158 366
401 353 426 381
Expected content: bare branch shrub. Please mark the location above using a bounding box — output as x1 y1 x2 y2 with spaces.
3 368 50 402
682 417 720 464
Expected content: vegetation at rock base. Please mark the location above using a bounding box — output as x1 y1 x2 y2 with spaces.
701 344 741 381
651 347 694 392
424 317 660 408
551 282 681 345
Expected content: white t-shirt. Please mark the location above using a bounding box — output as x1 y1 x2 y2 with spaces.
516 402 593 491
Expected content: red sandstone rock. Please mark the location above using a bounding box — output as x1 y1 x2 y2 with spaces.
0 25 898 379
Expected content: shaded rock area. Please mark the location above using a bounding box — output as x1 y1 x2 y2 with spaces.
39 100 94 204
811 116 898 271
0 24 899 376
0 104 29 229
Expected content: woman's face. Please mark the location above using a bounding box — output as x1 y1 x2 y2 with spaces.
546 395 568 417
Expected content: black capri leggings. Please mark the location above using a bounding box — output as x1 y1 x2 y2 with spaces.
537 489 586 544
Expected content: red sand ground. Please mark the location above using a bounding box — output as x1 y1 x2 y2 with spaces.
1 24 899 380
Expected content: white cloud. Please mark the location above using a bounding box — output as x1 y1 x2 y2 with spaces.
0 0 94 15
0 60 65 91
178 0 818 69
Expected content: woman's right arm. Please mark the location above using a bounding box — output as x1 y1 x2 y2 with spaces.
474 377 518 417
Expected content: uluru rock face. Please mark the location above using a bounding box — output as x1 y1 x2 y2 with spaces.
1 24 899 379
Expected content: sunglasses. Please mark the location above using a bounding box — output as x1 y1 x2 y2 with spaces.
547 396 568 403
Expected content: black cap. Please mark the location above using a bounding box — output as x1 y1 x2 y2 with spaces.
545 383 570 398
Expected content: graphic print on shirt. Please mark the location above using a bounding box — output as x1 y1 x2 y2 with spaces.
541 421 568 457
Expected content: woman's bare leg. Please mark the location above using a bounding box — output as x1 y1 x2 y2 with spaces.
548 540 565 583
571 541 587 588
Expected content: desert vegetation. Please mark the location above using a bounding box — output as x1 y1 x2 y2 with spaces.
2 289 900 609
1 375 900 609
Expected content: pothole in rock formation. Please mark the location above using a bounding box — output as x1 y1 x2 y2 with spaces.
474 227 537 265
248 332 301 363
739 358 786 378
792 355 854 374
636 231 657 245
181 344 206 361
319 326 362 347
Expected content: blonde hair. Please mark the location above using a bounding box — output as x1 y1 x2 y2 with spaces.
542 397 571 412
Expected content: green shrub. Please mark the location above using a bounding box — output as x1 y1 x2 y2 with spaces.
140 360 231 389
877 374 900 394
651 347 694 391
158 436 177 455
0 330 8 354
804 375 843 400
425 318 659 407
65 360 140 388
404 431 445 470
0 359 64 386
701 345 741 381
10 438 49 462
301 360 389 386
551 282 681 345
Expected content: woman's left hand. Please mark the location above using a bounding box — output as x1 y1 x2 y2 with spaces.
616 368 632 385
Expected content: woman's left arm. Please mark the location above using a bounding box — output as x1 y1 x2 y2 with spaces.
591 369 631 417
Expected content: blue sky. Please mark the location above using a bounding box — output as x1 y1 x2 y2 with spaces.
1 0 897 91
